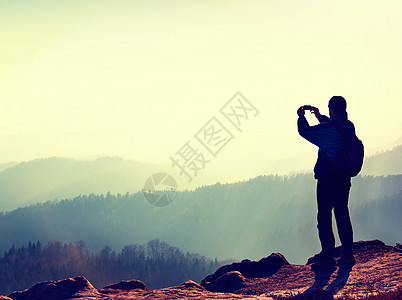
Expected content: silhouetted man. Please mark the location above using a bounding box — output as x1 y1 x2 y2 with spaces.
297 96 355 267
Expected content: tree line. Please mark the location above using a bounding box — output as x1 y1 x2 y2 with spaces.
0 239 223 295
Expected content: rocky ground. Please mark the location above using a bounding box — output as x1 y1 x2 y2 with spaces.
1 240 401 300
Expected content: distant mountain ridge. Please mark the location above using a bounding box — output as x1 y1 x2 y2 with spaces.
0 157 169 212
361 144 402 175
0 162 18 172
0 144 400 212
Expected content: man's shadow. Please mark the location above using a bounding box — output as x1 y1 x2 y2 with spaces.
326 264 353 293
304 264 353 296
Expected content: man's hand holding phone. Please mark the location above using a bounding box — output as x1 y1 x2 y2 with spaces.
298 105 321 119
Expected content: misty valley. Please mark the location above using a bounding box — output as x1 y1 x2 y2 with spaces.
0 149 401 295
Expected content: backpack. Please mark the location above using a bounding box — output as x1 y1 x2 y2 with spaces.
330 122 364 177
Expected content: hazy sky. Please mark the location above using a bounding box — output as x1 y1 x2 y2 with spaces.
1 0 401 186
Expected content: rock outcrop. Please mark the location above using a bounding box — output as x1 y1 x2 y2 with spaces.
8 276 100 300
2 240 401 299
201 253 289 292
234 239 402 298
100 279 149 292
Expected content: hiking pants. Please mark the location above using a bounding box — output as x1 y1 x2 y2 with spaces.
316 177 353 257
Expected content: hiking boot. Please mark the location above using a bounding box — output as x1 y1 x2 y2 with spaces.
337 253 355 265
311 255 336 269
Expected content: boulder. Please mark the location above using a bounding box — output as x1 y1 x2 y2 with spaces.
8 276 99 300
201 253 289 292
101 279 149 291
179 280 205 290
209 271 246 293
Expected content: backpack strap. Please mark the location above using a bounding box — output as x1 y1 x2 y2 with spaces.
331 120 355 138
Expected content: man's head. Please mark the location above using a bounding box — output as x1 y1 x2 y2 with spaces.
328 96 347 117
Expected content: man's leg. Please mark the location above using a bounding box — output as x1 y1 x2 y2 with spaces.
333 178 353 256
316 179 335 258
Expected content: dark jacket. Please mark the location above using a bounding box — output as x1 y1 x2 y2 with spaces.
298 114 355 179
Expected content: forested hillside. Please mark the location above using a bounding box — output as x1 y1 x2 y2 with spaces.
1 174 400 264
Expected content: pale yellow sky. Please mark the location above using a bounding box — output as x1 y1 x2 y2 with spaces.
0 0 401 185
